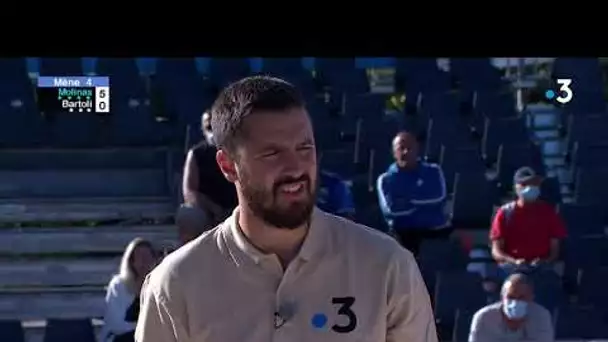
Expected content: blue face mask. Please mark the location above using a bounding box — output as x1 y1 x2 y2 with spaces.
518 186 540 202
503 299 528 320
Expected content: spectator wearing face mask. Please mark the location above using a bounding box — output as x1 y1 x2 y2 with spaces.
469 273 554 342
490 167 567 279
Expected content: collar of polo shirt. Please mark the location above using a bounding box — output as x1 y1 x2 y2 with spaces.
225 207 328 265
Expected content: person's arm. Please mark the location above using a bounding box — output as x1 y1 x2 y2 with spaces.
376 174 416 218
525 306 555 342
386 248 438 342
409 164 447 208
135 275 187 342
103 277 136 337
182 150 224 216
546 210 567 263
490 210 519 264
468 309 494 342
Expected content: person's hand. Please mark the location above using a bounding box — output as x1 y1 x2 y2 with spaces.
514 259 526 266
530 258 542 266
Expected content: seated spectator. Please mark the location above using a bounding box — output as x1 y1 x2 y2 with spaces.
490 167 566 279
469 273 554 342
316 169 356 220
376 131 451 256
101 238 157 342
177 111 238 244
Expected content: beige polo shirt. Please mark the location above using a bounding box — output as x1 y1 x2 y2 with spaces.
135 208 437 342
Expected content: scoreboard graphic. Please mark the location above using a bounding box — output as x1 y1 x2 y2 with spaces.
37 76 110 114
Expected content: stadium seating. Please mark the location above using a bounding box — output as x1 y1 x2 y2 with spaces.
43 319 96 342
394 58 451 94
438 145 486 191
39 58 83 76
574 167 608 207
315 58 370 94
0 320 25 342
452 309 474 342
473 90 517 119
555 305 608 339
577 267 608 309
558 203 606 238
207 58 251 89
450 58 505 92
433 272 487 331
0 58 43 148
451 172 499 228
261 58 316 96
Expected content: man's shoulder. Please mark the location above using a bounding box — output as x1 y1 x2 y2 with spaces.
420 161 441 169
529 302 552 318
325 213 411 263
473 302 502 321
420 161 444 175
147 226 224 295
498 201 517 212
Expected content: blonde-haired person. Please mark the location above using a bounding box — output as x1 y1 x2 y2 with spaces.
101 238 157 342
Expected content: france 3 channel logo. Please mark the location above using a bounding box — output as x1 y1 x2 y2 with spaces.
37 76 110 114
544 78 574 104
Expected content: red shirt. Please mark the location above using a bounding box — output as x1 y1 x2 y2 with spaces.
490 201 567 261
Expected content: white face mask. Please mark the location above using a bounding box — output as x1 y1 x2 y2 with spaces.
503 299 528 320
517 185 540 202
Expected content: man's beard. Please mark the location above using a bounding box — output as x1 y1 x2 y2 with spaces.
240 171 316 230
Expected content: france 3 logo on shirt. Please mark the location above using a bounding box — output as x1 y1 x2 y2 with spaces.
544 79 574 104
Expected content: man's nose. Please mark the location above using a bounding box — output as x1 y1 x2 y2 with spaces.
280 150 308 174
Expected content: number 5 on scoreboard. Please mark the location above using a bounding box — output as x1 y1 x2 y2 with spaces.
95 86 110 113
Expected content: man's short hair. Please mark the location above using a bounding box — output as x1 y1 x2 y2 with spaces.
210 76 305 153
501 272 535 296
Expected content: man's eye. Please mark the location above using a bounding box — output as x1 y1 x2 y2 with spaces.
262 151 278 158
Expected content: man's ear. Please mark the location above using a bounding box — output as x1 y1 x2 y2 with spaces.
216 149 238 183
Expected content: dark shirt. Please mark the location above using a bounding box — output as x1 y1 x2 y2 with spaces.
125 297 140 322
191 140 238 210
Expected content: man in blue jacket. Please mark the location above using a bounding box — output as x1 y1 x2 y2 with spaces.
376 131 451 256
317 169 356 220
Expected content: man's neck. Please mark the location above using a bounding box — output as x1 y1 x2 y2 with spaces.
238 206 309 268
516 199 536 207
397 161 417 170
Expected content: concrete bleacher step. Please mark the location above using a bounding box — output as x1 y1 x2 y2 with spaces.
0 169 169 198
0 196 174 223
0 286 105 320
0 147 176 170
0 225 178 254
0 257 120 288
23 319 105 342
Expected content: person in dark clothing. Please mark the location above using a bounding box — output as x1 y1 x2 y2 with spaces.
376 131 452 257
177 111 238 244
